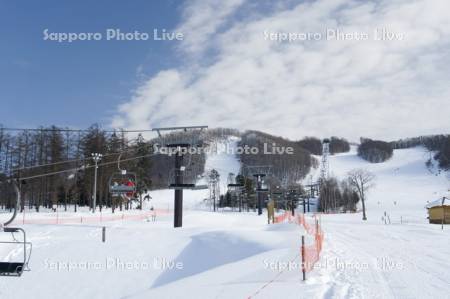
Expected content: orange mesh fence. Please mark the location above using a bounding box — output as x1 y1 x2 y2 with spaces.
302 227 324 272
273 211 324 273
299 214 324 273
273 211 292 223
12 209 169 225
295 214 316 235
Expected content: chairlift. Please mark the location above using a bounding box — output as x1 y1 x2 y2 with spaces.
252 174 269 192
108 153 137 198
109 171 137 196
228 183 244 188
256 182 270 193
228 179 245 190
168 168 207 190
0 180 32 277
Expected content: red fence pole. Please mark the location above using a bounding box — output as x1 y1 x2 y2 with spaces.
301 235 306 281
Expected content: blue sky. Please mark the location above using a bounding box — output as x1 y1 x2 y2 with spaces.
0 0 183 128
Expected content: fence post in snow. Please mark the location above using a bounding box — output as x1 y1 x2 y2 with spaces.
315 219 319 235
102 226 106 243
301 235 306 281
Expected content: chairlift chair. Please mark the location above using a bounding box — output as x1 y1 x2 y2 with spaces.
168 168 207 190
227 177 245 192
253 174 270 192
256 184 270 193
109 170 138 197
109 153 138 198
0 180 32 277
0 227 32 277
228 183 244 188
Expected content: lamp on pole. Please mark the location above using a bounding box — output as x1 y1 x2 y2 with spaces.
91 153 103 213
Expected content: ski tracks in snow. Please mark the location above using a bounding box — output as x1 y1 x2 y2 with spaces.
318 220 450 299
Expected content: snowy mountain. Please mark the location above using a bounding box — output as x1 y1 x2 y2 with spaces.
315 145 449 221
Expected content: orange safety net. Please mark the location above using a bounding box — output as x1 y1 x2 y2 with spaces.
302 229 324 272
273 211 292 223
273 211 324 273
297 214 324 272
245 211 326 298
12 209 169 225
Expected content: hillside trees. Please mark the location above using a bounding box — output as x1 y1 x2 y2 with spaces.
297 137 322 155
433 137 450 169
358 138 393 163
0 124 160 212
318 177 359 213
392 135 450 170
239 131 312 186
329 137 350 154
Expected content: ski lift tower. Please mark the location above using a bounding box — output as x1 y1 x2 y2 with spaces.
207 169 220 212
320 138 330 183
227 173 245 212
152 126 208 228
244 165 272 215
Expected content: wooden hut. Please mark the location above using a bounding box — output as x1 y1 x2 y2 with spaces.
426 197 450 224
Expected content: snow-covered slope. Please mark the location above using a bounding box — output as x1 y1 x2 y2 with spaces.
202 136 241 193
306 146 450 299
309 146 449 222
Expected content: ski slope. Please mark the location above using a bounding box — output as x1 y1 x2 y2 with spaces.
202 136 241 193
307 146 450 298
0 145 449 299
310 146 449 221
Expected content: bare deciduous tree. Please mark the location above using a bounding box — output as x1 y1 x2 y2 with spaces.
347 169 375 220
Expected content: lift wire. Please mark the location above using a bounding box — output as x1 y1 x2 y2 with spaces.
10 141 155 172
14 152 161 181
0 127 155 133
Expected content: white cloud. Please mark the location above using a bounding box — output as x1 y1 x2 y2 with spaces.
113 0 450 141
176 0 246 56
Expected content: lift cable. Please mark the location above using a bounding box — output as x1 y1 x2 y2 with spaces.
10 143 154 172
10 152 160 182
0 127 155 133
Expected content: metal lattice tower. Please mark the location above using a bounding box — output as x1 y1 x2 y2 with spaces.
207 169 220 212
320 138 330 182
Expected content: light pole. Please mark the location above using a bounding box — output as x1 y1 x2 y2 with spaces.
91 153 103 213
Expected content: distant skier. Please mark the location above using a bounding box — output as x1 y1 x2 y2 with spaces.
150 206 156 222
